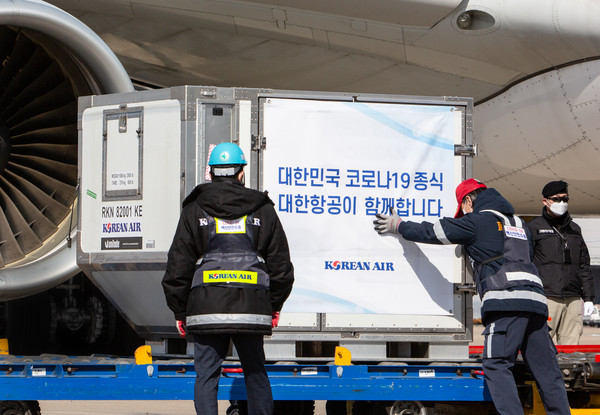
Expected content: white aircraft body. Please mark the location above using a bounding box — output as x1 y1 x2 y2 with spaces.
0 0 599 301
42 0 600 214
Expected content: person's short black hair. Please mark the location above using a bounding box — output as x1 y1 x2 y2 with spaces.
466 187 486 205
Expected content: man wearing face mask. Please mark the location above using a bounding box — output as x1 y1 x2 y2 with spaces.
527 180 594 345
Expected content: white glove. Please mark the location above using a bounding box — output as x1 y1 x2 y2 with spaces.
584 301 595 317
373 208 402 235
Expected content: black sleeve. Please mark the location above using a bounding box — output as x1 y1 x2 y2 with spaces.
259 205 294 312
580 236 594 301
161 207 203 320
524 221 536 261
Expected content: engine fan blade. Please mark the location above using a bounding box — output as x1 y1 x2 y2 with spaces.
0 29 77 268
5 80 75 127
2 168 71 226
0 175 58 242
9 101 78 139
6 163 75 208
0 208 25 265
11 143 77 166
0 185 42 255
8 152 76 184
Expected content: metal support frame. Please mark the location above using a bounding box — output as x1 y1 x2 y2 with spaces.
0 356 488 402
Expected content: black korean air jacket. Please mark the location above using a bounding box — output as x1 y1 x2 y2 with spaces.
527 209 593 301
397 188 547 323
162 179 294 335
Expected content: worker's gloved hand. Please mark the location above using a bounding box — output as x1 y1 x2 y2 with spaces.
176 320 187 338
584 301 595 317
373 208 402 235
271 312 280 328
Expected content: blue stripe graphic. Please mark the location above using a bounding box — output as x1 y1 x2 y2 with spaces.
287 287 376 313
346 102 455 150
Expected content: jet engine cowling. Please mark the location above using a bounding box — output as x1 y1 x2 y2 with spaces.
0 0 133 300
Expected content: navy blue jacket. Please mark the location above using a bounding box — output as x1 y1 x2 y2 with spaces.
398 188 547 321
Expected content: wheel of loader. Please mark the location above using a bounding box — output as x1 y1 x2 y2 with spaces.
0 401 41 415
390 400 426 415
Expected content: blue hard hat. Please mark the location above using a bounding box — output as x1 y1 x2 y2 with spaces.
208 142 247 166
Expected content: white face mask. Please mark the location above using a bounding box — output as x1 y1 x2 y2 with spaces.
549 201 568 216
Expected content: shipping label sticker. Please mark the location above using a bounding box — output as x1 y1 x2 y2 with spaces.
300 367 318 376
216 217 246 234
32 368 47 377
505 225 527 240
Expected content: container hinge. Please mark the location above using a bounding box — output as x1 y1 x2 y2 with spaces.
454 144 477 156
251 135 267 151
454 283 476 293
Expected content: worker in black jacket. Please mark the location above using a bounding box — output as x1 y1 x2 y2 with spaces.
527 180 593 345
373 179 570 415
162 142 294 415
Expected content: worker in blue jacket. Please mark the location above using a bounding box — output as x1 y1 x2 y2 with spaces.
373 178 570 415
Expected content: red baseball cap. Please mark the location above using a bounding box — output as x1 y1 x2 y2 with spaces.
454 178 487 218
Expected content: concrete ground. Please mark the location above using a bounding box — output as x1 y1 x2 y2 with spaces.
36 325 600 414
39 400 327 415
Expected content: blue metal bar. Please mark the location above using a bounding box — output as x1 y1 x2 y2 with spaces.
0 359 490 402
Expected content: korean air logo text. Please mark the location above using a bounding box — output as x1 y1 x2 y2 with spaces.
324 260 394 271
102 222 141 233
203 270 258 284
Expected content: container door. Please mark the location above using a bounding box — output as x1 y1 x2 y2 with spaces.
259 95 468 333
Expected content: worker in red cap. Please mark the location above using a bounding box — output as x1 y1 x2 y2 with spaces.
373 178 570 415
453 178 488 218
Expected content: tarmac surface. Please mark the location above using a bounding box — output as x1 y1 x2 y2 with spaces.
38 400 324 415
37 324 600 414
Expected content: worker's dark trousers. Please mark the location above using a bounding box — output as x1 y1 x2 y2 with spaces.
482 312 571 415
193 334 273 415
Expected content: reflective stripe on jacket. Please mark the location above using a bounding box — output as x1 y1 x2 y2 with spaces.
476 210 547 317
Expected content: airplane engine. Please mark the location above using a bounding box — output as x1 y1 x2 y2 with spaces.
0 0 133 300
